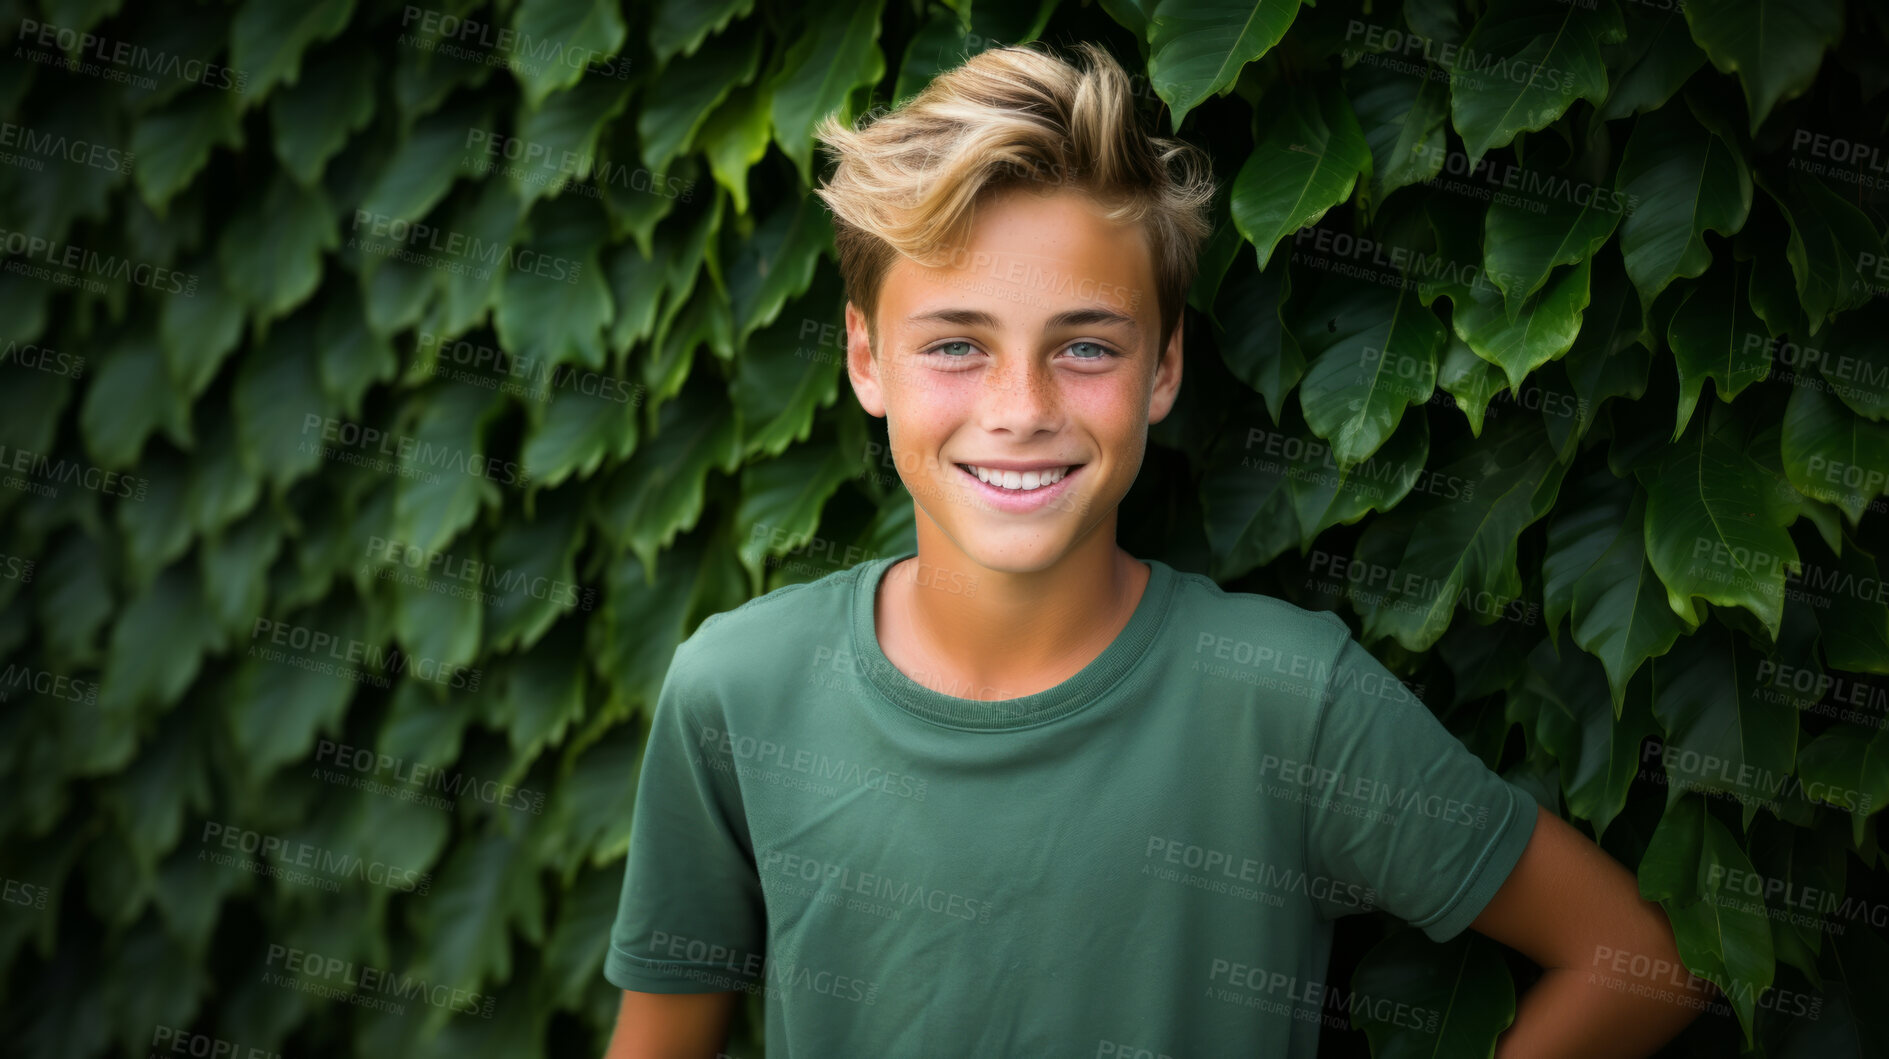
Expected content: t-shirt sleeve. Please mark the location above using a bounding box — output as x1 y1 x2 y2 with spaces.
605 632 769 993
1297 629 1539 943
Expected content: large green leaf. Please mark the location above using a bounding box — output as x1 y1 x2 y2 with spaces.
1542 465 1630 638
1809 535 1889 674
509 75 634 205
734 441 856 590
893 6 975 104
767 0 886 185
1637 794 1776 1045
1759 169 1887 335
1808 302 1889 422
129 90 243 214
1527 639 1659 839
270 44 378 186
637 31 762 177
182 412 260 540
34 531 116 673
410 832 547 987
727 194 833 346
490 619 587 760
1780 378 1889 525
1419 195 1595 391
697 81 774 215
593 541 703 715
1640 410 1801 635
1483 157 1624 313
649 0 755 63
116 450 194 591
1451 256 1594 395
1568 486 1694 707
1212 252 1301 423
1350 415 1569 651
1447 0 1625 164
519 373 640 488
1290 277 1445 469
595 383 738 574
391 383 510 554
357 100 487 223
1651 620 1803 824
539 865 621 1008
1290 411 1430 550
492 195 615 370
158 258 245 402
229 0 355 103
1553 248 1651 448
392 541 485 674
606 241 668 356
1614 98 1751 312
1231 78 1370 271
233 323 330 492
225 601 369 779
1682 0 1843 135
199 507 285 653
1146 0 1302 130
1198 396 1302 580
1344 40 1450 216
1436 334 1505 437
427 177 527 339
1748 421 1843 555
1597 0 1707 120
507 0 629 106
1666 258 1771 439
316 284 397 419
79 331 191 470
1348 927 1515 1057
4 79 121 245
217 171 338 324
1795 724 1889 846
98 563 216 733
732 294 845 460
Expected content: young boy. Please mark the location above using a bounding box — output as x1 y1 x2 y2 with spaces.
604 41 1704 1058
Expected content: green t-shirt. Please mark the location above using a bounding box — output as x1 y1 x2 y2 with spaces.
607 550 1537 1056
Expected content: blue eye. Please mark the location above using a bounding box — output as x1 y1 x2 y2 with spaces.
1067 341 1114 360
927 341 976 358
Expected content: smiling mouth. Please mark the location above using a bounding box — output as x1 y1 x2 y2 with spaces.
955 463 1083 492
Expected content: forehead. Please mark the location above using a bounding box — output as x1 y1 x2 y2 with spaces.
878 186 1157 330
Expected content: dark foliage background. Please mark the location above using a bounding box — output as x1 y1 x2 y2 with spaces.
0 0 1885 1055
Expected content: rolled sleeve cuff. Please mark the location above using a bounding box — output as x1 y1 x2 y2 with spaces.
605 944 767 994
1410 778 1540 944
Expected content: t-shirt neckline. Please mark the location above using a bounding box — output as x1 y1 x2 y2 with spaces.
850 549 1176 731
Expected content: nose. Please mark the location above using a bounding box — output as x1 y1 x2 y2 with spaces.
975 349 1062 435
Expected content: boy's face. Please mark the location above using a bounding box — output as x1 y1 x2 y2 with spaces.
845 185 1183 573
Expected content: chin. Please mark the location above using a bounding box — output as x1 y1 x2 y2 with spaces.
951 535 1079 575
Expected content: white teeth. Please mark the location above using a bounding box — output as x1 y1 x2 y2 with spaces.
962 465 1072 491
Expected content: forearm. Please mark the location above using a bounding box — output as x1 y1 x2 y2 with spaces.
1495 964 1713 1058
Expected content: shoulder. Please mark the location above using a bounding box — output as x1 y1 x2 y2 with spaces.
667 560 869 705
1160 563 1355 665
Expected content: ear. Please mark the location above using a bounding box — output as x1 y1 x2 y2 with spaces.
1145 312 1184 425
845 301 886 418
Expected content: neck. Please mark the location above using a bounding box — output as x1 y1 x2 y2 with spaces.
881 513 1147 699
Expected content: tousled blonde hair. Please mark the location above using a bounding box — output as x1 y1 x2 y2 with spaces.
811 40 1216 356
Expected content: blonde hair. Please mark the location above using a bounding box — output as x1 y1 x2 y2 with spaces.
811 40 1216 356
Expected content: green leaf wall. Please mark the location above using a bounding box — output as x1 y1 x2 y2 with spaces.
0 0 1885 1055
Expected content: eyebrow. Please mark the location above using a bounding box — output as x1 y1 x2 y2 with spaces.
905 306 1140 331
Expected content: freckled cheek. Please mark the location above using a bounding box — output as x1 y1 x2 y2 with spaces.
1057 377 1146 434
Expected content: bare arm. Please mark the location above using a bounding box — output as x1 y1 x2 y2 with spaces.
1471 804 1713 1058
603 990 740 1059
